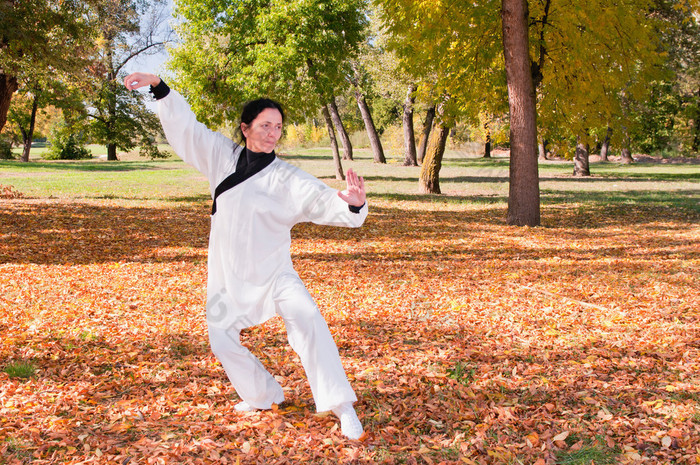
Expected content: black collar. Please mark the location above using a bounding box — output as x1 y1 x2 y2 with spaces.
211 147 276 215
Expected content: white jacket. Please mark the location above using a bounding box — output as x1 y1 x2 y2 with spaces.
157 90 368 329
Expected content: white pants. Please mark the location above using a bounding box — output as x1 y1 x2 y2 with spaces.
207 275 357 412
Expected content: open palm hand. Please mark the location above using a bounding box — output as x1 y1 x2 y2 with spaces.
337 169 366 207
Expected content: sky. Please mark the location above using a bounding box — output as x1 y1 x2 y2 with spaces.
123 0 175 108
125 0 174 76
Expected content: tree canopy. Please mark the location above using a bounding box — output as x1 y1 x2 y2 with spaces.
0 0 93 131
169 0 368 127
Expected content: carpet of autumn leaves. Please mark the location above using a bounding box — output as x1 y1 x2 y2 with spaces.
1 193 699 464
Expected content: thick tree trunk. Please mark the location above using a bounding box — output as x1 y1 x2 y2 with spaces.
418 122 449 194
502 0 540 226
417 105 435 164
600 126 611 161
538 138 547 160
0 73 19 133
329 97 352 161
354 90 385 164
573 135 590 176
484 122 492 158
107 143 118 161
402 85 418 166
20 93 40 162
321 104 345 180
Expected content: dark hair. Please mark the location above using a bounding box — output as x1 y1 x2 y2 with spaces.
237 98 285 144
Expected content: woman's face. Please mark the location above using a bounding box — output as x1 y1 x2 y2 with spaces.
241 108 283 153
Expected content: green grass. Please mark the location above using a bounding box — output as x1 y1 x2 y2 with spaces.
3 360 36 379
446 360 476 385
1 146 698 213
555 445 620 465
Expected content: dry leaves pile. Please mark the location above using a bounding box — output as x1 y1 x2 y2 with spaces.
1 198 698 464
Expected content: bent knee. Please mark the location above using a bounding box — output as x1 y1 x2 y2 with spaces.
208 326 247 356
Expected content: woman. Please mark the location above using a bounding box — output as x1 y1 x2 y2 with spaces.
123 72 366 440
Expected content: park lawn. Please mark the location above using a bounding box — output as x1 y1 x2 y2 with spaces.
0 149 699 464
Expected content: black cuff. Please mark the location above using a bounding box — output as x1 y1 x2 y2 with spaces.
149 80 170 100
349 202 365 214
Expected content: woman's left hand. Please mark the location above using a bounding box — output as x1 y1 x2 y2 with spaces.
337 169 366 207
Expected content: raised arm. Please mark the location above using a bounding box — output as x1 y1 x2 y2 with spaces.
123 72 239 189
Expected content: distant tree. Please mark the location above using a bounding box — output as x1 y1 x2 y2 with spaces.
0 0 91 132
85 0 171 160
7 86 40 162
8 74 85 162
629 0 700 154
418 101 451 193
530 0 669 165
329 96 353 160
379 0 507 193
402 84 418 166
348 61 386 163
359 5 418 162
416 105 435 164
346 11 390 164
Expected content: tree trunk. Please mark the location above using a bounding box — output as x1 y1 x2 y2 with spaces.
600 126 611 161
538 138 547 160
321 104 345 180
620 130 633 164
693 89 700 152
354 90 385 163
328 97 352 161
0 73 19 133
417 105 435 164
484 122 492 158
402 84 418 166
418 122 449 194
501 0 540 226
573 135 590 176
20 92 40 162
107 143 118 161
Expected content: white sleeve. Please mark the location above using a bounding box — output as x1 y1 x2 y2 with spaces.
156 90 239 188
287 164 368 228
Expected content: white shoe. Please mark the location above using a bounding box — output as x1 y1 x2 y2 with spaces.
234 401 256 412
332 402 364 440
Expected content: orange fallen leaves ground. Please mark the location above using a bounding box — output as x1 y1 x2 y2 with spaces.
1 197 698 464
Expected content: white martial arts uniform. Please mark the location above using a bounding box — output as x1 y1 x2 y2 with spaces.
157 89 368 412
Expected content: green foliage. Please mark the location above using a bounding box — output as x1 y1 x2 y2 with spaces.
370 97 402 134
4 360 36 379
0 0 94 133
170 0 368 126
531 0 670 149
87 79 165 158
631 81 683 153
44 121 92 160
627 0 700 155
0 0 92 78
379 0 507 124
0 135 15 160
